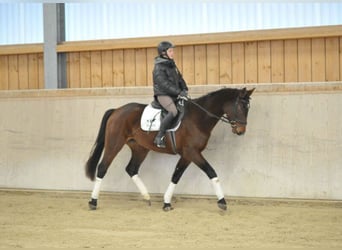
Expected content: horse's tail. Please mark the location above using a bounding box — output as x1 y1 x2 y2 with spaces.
85 109 115 181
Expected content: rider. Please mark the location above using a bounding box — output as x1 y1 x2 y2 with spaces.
153 41 189 148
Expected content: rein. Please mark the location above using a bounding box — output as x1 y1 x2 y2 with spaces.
184 97 247 126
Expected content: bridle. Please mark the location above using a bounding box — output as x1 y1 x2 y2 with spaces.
184 97 249 127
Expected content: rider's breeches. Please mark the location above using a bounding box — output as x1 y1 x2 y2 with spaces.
157 95 178 117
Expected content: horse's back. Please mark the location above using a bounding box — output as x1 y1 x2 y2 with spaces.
118 102 146 114
108 102 147 128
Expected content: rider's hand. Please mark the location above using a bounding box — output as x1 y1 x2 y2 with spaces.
178 90 188 100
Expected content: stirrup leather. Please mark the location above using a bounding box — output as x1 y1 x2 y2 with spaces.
154 135 166 148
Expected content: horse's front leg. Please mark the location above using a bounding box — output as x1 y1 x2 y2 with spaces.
163 157 191 211
192 152 227 211
126 143 151 205
211 177 227 210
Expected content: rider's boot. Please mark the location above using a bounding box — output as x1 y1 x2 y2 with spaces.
154 113 174 148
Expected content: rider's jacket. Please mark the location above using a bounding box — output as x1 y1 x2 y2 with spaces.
153 56 188 101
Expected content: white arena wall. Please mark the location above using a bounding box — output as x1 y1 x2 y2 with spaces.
0 83 341 200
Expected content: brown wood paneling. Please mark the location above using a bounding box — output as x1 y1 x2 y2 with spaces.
38 53 44 89
56 25 342 53
182 45 195 85
66 53 70 86
113 49 124 86
311 38 325 82
90 51 102 87
173 46 183 74
340 37 342 81
146 48 155 86
232 42 245 84
257 41 271 83
124 49 135 86
101 50 113 87
284 39 298 82
207 44 219 84
0 44 43 55
0 55 9 90
80 51 91 88
219 43 232 84
325 37 340 81
194 45 207 85
271 40 284 83
298 39 312 82
245 42 258 83
2 26 342 91
68 52 81 88
135 48 147 86
8 55 19 90
28 54 39 89
18 54 29 89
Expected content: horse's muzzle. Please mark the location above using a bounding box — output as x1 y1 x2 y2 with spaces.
232 125 246 135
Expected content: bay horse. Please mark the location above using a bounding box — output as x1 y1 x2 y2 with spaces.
85 87 255 211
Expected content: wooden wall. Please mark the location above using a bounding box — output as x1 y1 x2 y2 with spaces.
0 44 44 90
0 25 341 90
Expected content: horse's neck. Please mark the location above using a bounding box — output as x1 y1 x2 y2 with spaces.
190 98 224 131
198 93 226 116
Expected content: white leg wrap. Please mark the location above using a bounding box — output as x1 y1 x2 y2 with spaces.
91 177 102 199
164 182 176 204
211 177 224 200
132 175 150 200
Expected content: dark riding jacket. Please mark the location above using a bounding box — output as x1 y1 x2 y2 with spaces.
153 56 188 100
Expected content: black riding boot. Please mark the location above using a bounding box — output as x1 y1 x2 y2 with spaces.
154 113 174 148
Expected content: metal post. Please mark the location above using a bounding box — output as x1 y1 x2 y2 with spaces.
43 3 66 89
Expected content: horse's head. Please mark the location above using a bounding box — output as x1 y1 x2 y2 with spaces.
224 87 255 135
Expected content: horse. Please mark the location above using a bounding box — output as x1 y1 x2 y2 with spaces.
85 87 255 211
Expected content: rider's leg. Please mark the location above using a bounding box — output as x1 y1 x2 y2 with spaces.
154 112 174 148
154 96 178 148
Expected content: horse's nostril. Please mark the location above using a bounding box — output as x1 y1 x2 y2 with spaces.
235 128 246 135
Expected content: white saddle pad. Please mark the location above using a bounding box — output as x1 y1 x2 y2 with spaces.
140 104 181 132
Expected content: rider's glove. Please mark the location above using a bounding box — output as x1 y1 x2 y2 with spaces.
178 90 189 100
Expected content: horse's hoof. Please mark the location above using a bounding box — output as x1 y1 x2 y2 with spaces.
143 194 151 206
88 199 97 210
145 199 152 206
163 203 174 212
217 198 227 211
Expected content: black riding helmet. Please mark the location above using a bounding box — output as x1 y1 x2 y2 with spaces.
157 41 174 56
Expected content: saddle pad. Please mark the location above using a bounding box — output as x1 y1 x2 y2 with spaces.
140 104 162 131
140 104 181 132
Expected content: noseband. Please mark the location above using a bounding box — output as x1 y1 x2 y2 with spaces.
187 97 249 127
223 98 249 127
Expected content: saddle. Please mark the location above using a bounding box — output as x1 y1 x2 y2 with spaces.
140 99 185 132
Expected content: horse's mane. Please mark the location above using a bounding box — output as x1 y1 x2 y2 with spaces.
193 87 240 104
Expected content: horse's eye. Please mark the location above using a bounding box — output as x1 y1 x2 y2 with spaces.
240 100 249 109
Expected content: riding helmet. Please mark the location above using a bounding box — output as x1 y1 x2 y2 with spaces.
157 41 174 55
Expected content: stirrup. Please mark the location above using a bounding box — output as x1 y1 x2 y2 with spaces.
154 136 166 148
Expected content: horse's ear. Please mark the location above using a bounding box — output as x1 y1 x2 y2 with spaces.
247 88 256 97
239 87 247 97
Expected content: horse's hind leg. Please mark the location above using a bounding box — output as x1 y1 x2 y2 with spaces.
125 141 151 205
89 137 126 210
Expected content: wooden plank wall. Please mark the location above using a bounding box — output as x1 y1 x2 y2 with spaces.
0 44 44 90
0 53 44 90
66 36 342 88
0 26 341 90
66 48 156 88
